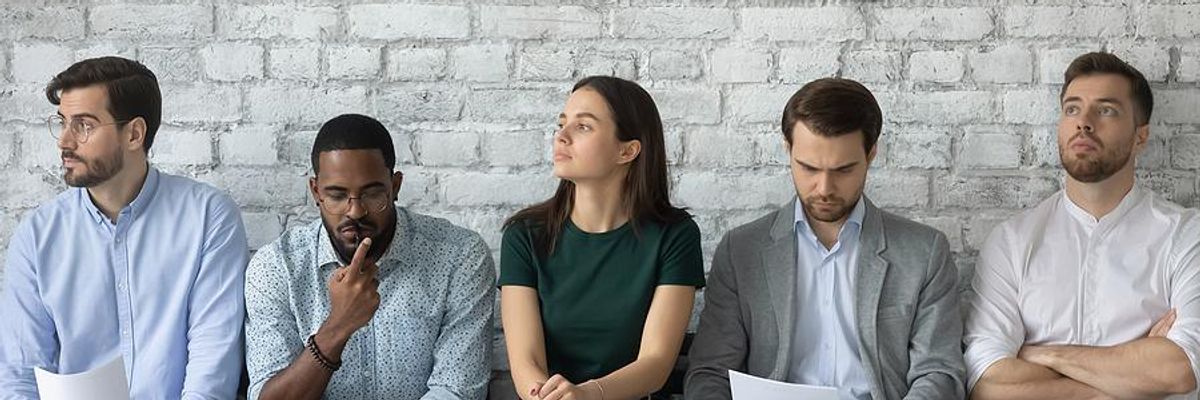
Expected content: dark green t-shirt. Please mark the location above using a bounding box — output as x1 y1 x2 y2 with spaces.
498 216 706 383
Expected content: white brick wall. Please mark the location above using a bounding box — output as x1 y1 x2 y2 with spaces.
1 0 1198 362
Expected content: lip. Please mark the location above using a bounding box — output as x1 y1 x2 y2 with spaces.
1069 138 1100 152
338 227 369 242
62 158 81 167
553 152 572 162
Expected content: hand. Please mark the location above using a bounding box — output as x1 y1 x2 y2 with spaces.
532 374 600 400
1148 309 1177 338
324 238 381 338
1018 345 1053 367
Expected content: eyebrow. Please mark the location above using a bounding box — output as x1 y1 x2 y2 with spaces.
558 112 601 121
57 112 102 121
320 182 387 192
795 160 860 171
1061 96 1126 107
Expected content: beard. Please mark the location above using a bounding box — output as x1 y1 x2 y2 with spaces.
322 215 392 264
801 192 859 223
1059 131 1134 183
62 147 124 188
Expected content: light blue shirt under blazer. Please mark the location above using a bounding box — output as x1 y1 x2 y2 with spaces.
789 196 872 400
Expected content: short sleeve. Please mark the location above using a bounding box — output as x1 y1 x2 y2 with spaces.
498 222 538 288
657 217 706 288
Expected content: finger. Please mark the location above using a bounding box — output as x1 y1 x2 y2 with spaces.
1151 315 1169 336
362 260 380 280
541 384 570 400
531 382 543 398
350 237 373 272
1150 309 1177 336
539 375 564 397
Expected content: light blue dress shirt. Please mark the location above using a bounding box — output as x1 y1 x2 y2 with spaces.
244 207 495 400
788 197 872 400
0 166 250 399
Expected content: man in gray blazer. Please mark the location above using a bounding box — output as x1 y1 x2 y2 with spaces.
685 78 966 400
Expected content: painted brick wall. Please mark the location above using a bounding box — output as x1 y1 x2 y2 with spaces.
1 0 1199 353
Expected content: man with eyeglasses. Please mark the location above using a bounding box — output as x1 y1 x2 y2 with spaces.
243 114 495 399
0 57 249 398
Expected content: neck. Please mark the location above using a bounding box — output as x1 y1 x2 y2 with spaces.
807 212 848 251
1063 163 1136 220
569 174 628 233
87 157 148 223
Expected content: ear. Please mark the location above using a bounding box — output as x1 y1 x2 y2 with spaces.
390 171 404 199
125 117 147 152
617 140 641 165
308 176 321 205
1132 124 1151 156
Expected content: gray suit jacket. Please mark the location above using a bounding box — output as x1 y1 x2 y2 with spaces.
684 198 966 399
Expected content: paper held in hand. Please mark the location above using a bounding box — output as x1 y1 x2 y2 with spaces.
34 356 130 400
729 369 838 400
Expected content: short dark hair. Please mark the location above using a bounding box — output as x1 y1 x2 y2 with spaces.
46 56 162 152
311 114 395 174
1061 52 1154 126
781 78 882 153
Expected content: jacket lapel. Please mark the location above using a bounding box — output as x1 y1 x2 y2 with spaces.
854 197 890 399
764 199 798 379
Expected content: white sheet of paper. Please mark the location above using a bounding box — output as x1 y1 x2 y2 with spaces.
729 369 839 400
34 356 130 400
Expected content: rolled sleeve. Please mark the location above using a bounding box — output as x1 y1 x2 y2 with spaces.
243 244 302 400
183 195 250 399
0 220 56 400
1165 218 1200 393
963 227 1026 392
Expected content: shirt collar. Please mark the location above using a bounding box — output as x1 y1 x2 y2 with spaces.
794 195 866 248
1061 184 1146 228
78 164 161 225
316 205 408 268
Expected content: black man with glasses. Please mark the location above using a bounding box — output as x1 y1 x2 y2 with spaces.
243 114 495 400
0 57 250 398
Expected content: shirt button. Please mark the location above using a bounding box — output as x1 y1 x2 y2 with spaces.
117 283 125 291
121 330 129 336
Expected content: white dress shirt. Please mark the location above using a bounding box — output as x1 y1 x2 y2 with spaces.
789 197 872 400
964 185 1200 399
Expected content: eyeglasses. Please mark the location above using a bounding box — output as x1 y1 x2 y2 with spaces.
48 115 129 144
318 189 393 215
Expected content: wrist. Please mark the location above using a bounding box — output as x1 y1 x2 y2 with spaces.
582 379 606 400
315 321 355 360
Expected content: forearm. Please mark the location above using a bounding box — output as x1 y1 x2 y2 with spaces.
1027 338 1196 399
590 356 676 400
508 359 550 400
258 323 354 400
973 377 1110 400
972 358 1109 400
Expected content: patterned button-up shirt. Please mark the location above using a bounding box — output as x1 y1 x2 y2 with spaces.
244 206 495 400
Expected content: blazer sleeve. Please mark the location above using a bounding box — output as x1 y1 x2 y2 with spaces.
684 233 746 400
901 232 968 399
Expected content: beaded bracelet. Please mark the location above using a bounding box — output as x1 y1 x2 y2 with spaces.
306 334 342 372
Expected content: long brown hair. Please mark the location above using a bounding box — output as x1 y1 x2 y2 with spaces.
503 76 688 258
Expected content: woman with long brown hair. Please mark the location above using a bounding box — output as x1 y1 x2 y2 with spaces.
499 76 705 400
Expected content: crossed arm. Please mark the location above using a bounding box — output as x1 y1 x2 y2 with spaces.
973 311 1194 400
967 228 1200 400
